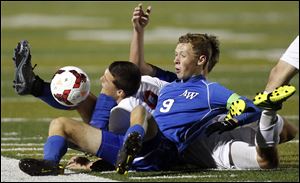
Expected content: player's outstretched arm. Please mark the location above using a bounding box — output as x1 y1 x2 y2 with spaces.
129 3 154 76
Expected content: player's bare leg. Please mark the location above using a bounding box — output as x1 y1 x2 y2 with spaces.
19 117 102 176
254 85 297 169
76 93 97 123
278 116 298 144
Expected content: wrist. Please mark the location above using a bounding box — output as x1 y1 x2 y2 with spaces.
86 161 94 171
133 27 144 34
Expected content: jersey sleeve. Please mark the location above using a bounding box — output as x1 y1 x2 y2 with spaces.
89 93 117 130
150 64 178 82
209 83 235 108
280 35 299 69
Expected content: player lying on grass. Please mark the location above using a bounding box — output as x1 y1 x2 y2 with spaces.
115 32 298 174
11 4 178 172
13 37 297 177
13 37 294 176
114 4 298 174
14 3 298 174
12 40 184 175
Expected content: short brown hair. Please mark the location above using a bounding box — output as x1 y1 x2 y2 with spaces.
178 33 220 72
109 61 141 97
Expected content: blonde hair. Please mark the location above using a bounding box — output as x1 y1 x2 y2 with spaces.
178 33 220 72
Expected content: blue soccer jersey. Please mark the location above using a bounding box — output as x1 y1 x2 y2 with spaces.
153 75 258 152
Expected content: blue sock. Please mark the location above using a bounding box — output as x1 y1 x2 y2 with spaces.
90 93 117 129
37 82 71 110
124 124 145 144
43 135 68 164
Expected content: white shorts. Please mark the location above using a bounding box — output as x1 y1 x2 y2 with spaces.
280 36 299 69
181 115 257 169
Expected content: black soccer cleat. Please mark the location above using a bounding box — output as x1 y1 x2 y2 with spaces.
19 158 64 176
116 132 142 175
12 40 37 95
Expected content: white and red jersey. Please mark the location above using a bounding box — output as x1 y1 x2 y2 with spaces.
108 76 169 134
280 35 299 69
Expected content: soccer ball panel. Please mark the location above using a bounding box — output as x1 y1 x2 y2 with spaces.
50 66 90 107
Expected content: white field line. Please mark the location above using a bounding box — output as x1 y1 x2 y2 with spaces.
1 117 82 123
1 143 44 146
1 137 44 141
2 132 19 136
3 12 290 30
66 27 291 62
14 153 80 157
67 27 266 43
129 174 228 180
2 14 111 28
1 156 117 182
1 148 43 151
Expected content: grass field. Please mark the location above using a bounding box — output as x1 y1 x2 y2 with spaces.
1 1 299 182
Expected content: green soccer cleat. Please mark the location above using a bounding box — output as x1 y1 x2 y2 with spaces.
115 132 142 175
225 99 246 120
253 85 296 110
19 158 64 176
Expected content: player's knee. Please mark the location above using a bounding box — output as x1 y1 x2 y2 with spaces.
257 147 279 169
259 158 279 169
130 105 147 126
49 117 68 134
279 118 298 144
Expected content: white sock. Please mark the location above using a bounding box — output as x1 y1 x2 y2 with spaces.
256 110 282 148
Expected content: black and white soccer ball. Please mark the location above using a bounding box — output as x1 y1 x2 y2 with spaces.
50 66 90 107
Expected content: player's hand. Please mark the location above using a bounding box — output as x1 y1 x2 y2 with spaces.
132 3 151 32
65 156 93 171
205 118 238 137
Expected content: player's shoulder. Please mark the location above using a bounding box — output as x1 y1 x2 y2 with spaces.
115 97 141 112
142 75 168 84
141 75 169 88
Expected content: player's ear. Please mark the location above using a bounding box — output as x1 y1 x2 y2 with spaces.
197 55 207 66
117 89 126 98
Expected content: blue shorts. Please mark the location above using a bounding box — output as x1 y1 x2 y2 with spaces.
97 130 180 171
132 131 180 171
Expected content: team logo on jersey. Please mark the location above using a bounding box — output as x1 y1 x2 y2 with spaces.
180 90 199 99
143 90 158 109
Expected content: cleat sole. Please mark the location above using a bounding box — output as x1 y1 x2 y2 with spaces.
225 99 246 120
253 85 296 110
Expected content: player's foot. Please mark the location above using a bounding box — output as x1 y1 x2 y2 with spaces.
19 158 64 176
115 132 142 175
253 85 296 110
12 40 37 95
225 99 246 120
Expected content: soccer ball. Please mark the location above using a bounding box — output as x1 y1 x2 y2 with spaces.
50 66 90 107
